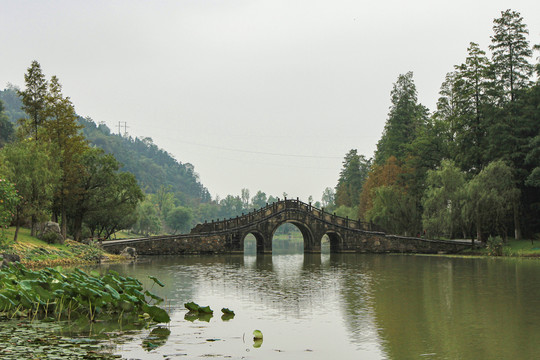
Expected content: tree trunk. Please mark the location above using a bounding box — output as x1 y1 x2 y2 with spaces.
73 214 84 242
31 214 37 237
476 214 484 244
61 208 67 240
513 202 521 240
13 209 21 242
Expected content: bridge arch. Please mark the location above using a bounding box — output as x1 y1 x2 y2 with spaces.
271 220 317 253
241 230 267 254
323 231 343 253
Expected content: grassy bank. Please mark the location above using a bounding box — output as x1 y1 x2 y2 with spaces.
461 237 540 257
1 227 124 268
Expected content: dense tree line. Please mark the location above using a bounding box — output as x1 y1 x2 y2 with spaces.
334 10 540 242
132 186 326 237
0 61 143 242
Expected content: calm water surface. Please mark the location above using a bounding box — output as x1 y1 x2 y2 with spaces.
99 254 540 359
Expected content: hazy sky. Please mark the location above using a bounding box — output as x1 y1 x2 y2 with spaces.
2 1 539 202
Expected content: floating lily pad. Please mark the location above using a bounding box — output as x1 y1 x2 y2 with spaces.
184 302 200 312
221 313 235 321
199 305 213 314
221 308 235 315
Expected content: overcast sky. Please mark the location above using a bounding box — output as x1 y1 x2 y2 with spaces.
2 1 539 202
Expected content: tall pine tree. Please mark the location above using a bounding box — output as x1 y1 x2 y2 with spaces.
374 72 427 165
18 61 48 141
43 75 88 238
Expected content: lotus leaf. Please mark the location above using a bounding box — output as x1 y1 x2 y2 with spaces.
148 275 165 287
184 302 200 312
221 308 235 315
199 306 213 314
142 304 170 323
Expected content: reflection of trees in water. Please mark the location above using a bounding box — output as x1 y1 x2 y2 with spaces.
366 256 540 360
217 254 341 318
103 254 338 318
100 254 540 359
329 254 383 351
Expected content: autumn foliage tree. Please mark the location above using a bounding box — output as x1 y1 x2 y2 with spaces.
358 156 403 221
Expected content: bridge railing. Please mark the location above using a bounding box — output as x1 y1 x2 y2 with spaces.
190 197 384 234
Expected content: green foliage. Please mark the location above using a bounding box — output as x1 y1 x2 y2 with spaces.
151 185 175 219
321 187 335 210
489 9 533 103
334 205 358 220
149 275 165 287
83 169 143 240
1 140 58 238
335 149 370 208
375 72 428 165
487 236 504 256
352 10 539 239
251 190 267 209
79 118 211 205
184 302 200 312
0 263 169 323
0 85 25 125
366 185 419 236
422 160 467 238
465 160 520 241
133 200 161 236
41 231 61 245
0 100 15 147
17 60 48 141
218 194 244 218
165 206 193 234
447 42 493 172
0 179 20 243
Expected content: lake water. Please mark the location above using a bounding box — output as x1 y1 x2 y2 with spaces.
93 253 540 359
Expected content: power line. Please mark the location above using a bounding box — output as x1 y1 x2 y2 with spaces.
175 139 343 159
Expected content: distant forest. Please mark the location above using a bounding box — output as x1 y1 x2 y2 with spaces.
0 87 210 205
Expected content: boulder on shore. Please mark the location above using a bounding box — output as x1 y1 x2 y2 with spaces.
1 253 21 268
39 221 64 245
120 246 137 260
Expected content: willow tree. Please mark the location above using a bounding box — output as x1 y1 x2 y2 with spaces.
465 160 520 243
422 160 467 239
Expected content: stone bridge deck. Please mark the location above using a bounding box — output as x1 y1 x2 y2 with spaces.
102 198 473 255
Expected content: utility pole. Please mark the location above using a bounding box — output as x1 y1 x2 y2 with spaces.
117 121 129 136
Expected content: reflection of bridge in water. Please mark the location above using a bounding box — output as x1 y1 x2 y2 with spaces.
102 198 472 255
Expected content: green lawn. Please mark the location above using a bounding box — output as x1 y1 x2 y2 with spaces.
463 237 540 257
1 227 122 267
499 238 540 256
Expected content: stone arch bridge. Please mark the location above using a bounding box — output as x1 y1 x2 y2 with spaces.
102 198 472 255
